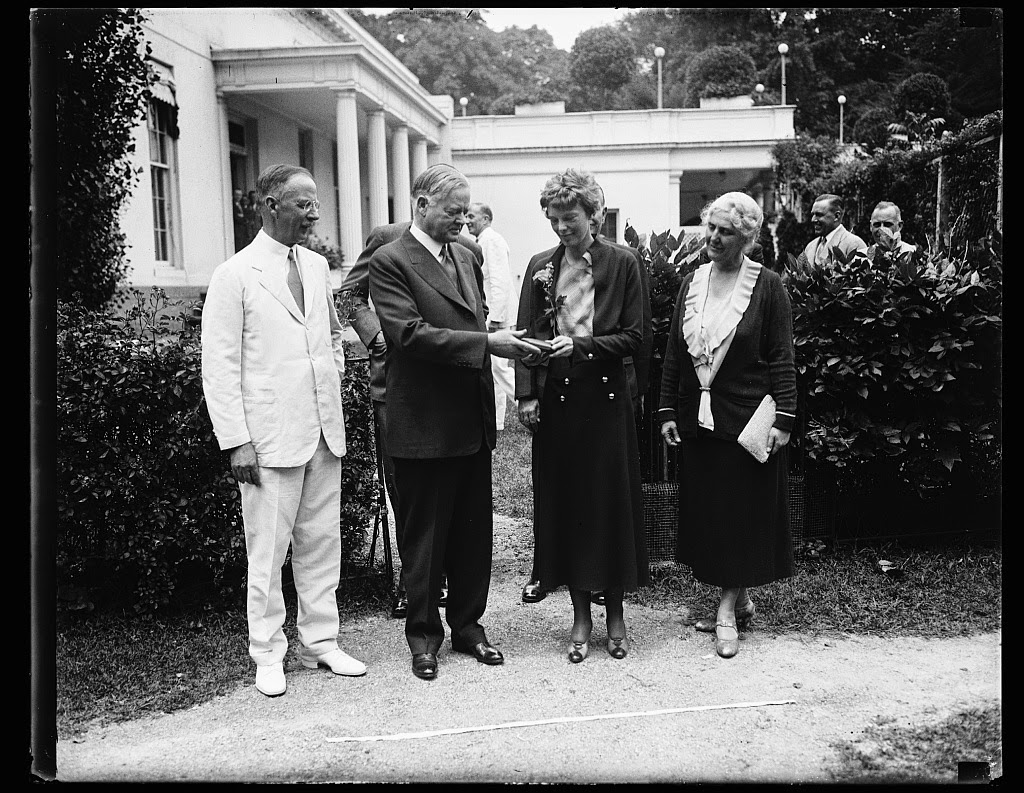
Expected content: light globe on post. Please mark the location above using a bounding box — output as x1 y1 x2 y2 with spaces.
777 43 789 105
837 94 847 144
459 96 468 117
755 83 764 104
654 46 665 109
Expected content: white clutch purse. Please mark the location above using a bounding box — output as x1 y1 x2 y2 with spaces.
737 394 776 463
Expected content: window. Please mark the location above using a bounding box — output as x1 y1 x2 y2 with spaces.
601 209 619 243
147 98 179 265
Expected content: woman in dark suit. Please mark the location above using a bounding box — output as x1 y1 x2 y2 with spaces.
515 168 648 663
657 191 797 659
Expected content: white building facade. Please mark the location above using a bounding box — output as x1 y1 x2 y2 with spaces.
121 8 795 302
125 7 455 298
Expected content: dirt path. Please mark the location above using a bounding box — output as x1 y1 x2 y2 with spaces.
56 514 1001 783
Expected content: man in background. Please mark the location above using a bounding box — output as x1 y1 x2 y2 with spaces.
866 200 918 278
797 193 868 270
466 202 516 431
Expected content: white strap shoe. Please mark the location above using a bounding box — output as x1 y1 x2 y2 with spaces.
301 648 367 677
255 662 286 697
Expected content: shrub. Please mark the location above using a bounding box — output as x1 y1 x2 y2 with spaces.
57 289 377 614
305 235 345 270
682 45 757 107
39 8 155 310
784 241 1001 502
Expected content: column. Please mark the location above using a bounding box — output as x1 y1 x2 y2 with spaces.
335 90 362 283
367 109 388 228
411 138 428 180
390 123 411 222
217 92 234 262
668 173 682 229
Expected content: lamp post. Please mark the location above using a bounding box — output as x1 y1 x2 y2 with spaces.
459 96 468 117
837 95 846 144
755 83 764 104
778 43 788 105
654 46 665 109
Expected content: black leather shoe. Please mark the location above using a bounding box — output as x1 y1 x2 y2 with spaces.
521 581 546 603
453 641 504 665
411 652 438 680
591 591 606 606
390 592 408 619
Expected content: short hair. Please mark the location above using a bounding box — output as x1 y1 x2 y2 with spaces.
813 193 844 214
872 201 902 221
256 164 313 203
539 168 602 217
412 163 469 202
700 191 763 250
470 202 493 221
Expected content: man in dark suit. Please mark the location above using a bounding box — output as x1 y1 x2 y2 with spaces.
341 210 483 619
368 164 540 680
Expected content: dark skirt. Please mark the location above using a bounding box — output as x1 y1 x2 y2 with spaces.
677 431 793 587
533 356 649 592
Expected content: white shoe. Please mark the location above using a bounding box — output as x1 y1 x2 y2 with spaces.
255 663 286 697
301 648 367 677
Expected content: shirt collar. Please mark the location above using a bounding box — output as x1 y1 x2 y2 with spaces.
410 223 445 260
251 229 295 268
823 225 844 244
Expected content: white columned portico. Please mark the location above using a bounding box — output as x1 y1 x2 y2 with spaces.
367 110 389 228
411 138 428 180
217 92 234 262
668 173 682 229
390 124 411 221
335 90 362 280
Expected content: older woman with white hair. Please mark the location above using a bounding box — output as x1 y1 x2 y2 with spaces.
657 191 798 659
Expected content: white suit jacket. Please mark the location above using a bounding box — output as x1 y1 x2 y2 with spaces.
201 229 347 467
476 225 514 325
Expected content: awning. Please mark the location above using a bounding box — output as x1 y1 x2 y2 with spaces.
149 61 177 108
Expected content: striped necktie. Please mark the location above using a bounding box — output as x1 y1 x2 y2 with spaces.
814 235 829 266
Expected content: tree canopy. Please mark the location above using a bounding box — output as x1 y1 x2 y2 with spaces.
346 7 1002 136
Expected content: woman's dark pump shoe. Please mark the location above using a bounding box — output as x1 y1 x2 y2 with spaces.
568 640 589 663
607 635 629 659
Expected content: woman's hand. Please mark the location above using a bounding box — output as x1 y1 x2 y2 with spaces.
767 427 791 457
660 420 680 447
547 335 574 359
518 398 541 432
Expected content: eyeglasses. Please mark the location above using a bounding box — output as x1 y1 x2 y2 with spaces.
271 197 320 213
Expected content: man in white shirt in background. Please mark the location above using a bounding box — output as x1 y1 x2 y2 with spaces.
467 202 516 431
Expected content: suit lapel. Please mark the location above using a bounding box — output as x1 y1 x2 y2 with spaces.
403 234 473 314
451 245 478 315
258 256 305 324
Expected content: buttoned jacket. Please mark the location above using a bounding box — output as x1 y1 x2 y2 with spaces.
368 228 495 458
342 222 482 403
201 229 347 467
514 236 643 403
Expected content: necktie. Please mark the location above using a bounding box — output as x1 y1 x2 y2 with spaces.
440 245 460 288
287 247 304 315
814 235 829 266
557 257 594 337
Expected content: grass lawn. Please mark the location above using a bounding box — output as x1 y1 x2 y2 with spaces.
55 401 1001 780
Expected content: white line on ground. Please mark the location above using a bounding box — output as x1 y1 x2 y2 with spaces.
326 699 798 743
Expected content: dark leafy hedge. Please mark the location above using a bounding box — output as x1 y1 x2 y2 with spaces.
57 289 377 615
785 240 1002 502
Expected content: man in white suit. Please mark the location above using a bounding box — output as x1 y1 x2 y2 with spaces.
466 202 516 430
202 164 366 697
